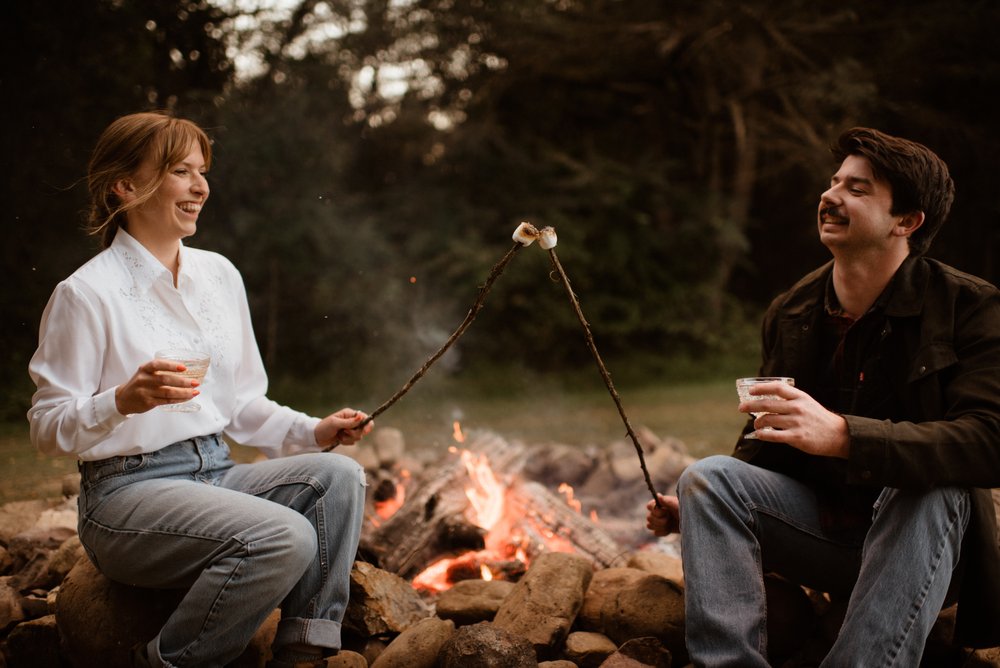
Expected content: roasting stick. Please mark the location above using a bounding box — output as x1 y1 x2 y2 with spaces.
541 228 664 508
325 227 534 451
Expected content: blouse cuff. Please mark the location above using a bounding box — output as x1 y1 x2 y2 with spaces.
91 387 130 430
282 413 322 454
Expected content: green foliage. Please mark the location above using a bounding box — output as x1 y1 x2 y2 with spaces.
2 0 232 419
6 0 1000 417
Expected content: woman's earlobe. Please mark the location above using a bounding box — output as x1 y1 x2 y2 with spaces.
112 179 134 199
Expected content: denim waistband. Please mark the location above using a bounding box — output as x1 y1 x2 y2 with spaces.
79 433 232 490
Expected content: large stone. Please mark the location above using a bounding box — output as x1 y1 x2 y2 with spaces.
493 552 594 659
626 551 683 587
608 637 671 668
438 621 537 668
55 555 276 668
577 567 685 662
56 557 187 667
371 428 406 468
435 578 515 625
328 650 368 667
563 631 617 668
0 577 25 632
370 615 455 668
46 535 85 586
6 526 77 591
0 500 52 544
344 561 431 637
4 614 62 668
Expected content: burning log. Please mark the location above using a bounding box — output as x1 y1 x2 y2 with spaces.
360 432 627 589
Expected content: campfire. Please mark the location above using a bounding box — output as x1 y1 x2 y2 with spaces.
349 222 680 592
358 427 688 595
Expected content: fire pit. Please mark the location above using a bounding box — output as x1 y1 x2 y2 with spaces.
357 427 690 593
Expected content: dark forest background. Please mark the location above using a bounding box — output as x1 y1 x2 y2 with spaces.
3 0 999 420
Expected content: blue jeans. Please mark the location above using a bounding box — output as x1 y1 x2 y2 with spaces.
677 455 969 667
77 435 367 668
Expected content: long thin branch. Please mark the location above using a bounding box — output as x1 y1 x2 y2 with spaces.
325 241 524 451
546 248 663 508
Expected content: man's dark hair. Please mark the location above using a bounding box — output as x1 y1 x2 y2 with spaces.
832 128 955 256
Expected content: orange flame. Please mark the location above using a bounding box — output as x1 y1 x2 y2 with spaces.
411 447 598 593
557 482 582 514
373 482 406 520
452 421 466 443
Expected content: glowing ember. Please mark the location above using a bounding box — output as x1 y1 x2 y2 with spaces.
409 448 593 593
373 478 408 520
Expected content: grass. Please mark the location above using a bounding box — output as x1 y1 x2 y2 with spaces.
1 365 751 506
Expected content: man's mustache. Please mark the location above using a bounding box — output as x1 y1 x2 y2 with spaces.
820 205 845 219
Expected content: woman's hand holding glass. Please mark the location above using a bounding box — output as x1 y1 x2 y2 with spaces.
114 353 205 416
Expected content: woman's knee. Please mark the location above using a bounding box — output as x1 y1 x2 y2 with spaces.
311 454 368 503
258 510 318 570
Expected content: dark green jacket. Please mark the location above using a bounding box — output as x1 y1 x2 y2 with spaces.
734 255 1000 647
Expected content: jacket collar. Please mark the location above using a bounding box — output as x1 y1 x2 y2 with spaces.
780 255 928 320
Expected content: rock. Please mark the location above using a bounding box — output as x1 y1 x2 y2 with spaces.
6 526 77 592
55 555 278 667
438 621 537 668
626 551 683 586
230 608 280 668
372 428 406 468
47 535 84 585
328 650 368 667
0 500 52 543
596 639 670 667
577 567 685 663
538 662 578 668
61 473 81 498
435 578 515 625
0 577 25 632
344 561 431 637
493 552 594 659
521 443 601 488
56 556 187 667
371 616 455 668
0 544 12 574
564 630 617 668
966 646 1000 667
4 614 61 668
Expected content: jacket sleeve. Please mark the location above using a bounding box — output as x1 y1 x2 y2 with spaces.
846 281 1000 490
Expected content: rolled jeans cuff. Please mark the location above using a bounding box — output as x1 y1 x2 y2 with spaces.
274 617 342 651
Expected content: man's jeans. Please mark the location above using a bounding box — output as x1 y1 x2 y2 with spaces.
77 435 367 668
677 455 969 667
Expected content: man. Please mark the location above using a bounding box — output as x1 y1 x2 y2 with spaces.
647 128 1000 666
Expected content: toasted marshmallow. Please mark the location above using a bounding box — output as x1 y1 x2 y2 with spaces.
512 221 539 246
538 226 557 249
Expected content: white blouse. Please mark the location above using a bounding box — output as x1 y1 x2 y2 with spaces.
28 229 320 461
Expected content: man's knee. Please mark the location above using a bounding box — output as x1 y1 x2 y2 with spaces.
679 455 742 498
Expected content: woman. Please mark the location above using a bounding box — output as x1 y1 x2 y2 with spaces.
28 111 371 668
